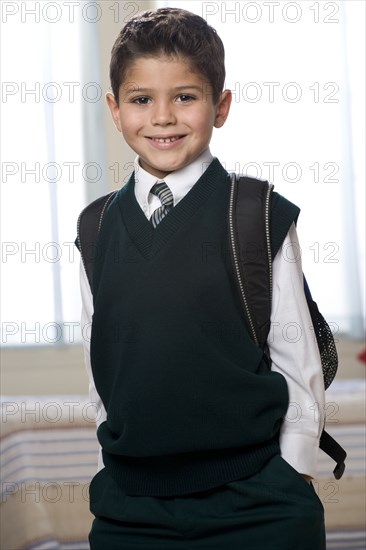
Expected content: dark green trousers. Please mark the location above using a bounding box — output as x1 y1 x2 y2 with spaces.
89 454 325 549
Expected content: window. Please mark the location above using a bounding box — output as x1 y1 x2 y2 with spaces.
1 2 106 346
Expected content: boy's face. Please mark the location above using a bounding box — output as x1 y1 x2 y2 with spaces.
106 55 232 179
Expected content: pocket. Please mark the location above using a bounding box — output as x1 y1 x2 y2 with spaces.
279 457 314 490
275 456 324 511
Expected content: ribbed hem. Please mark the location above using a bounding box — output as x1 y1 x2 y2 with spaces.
102 440 280 497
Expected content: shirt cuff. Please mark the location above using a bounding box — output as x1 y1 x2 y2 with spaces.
279 432 320 479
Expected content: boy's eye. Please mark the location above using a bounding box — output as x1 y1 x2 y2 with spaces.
131 96 151 105
176 94 195 102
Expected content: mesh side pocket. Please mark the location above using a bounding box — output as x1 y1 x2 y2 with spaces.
307 299 338 390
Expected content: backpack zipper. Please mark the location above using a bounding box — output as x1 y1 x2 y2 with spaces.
228 173 274 347
228 173 259 345
265 182 274 304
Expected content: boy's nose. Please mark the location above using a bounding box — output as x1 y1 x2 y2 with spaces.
150 102 177 126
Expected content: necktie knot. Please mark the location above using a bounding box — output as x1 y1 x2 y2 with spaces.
150 181 174 208
150 181 174 227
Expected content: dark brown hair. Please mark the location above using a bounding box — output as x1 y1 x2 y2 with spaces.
109 7 226 105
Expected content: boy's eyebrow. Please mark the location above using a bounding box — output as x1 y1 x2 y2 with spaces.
174 85 205 91
123 85 205 95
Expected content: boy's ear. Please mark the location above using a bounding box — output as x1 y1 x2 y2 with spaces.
106 92 122 132
214 89 232 129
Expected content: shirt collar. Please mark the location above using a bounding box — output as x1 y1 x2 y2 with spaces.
134 148 214 208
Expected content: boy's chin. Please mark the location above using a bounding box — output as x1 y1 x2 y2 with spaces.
150 168 175 178
140 160 185 178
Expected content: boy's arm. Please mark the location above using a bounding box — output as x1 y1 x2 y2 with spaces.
80 259 107 471
269 223 325 480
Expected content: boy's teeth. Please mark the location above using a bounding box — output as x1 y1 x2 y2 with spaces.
153 136 179 143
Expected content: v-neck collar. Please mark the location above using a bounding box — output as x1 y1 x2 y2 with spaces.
117 158 228 260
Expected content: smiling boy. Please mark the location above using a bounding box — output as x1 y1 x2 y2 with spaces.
79 7 326 549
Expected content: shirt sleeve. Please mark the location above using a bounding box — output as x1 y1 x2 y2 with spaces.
269 223 325 479
80 259 106 472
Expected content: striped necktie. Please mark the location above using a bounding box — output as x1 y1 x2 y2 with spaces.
150 181 174 228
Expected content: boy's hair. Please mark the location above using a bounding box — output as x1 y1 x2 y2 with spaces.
110 7 226 106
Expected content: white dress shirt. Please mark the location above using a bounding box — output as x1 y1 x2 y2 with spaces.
79 149 325 478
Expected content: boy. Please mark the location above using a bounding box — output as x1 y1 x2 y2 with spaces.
78 7 326 549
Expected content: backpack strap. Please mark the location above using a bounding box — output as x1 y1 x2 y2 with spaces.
229 174 299 348
229 174 272 348
75 191 117 290
319 431 347 480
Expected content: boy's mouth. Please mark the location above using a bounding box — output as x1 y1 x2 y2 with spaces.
147 135 185 143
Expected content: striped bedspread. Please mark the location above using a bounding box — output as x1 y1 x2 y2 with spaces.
1 381 365 550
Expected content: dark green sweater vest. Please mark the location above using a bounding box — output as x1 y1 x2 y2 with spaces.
91 158 295 497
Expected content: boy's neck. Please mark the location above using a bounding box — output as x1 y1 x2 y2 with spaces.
134 148 214 210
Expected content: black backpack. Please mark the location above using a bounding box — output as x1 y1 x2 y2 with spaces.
75 173 347 479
